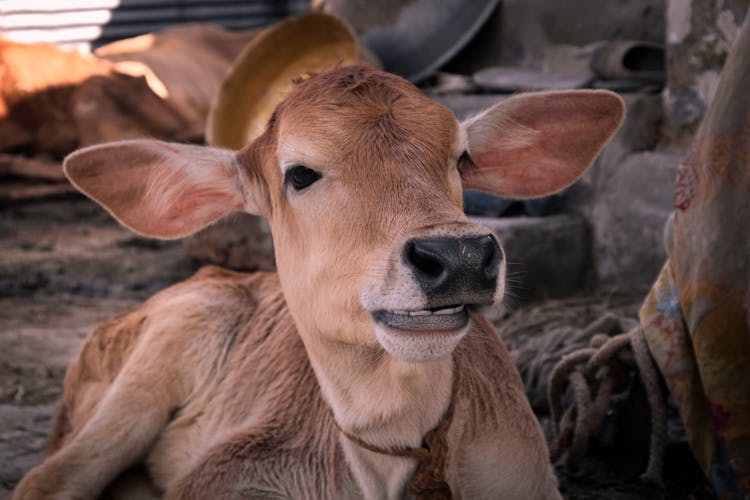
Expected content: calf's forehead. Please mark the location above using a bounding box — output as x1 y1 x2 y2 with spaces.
274 67 462 178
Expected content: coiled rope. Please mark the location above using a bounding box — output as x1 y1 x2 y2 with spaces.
547 325 666 485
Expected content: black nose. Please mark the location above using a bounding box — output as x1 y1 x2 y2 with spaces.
403 234 502 305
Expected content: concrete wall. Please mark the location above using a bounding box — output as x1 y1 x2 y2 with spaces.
663 0 749 147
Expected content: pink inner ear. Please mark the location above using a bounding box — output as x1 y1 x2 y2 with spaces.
142 176 244 238
464 147 583 199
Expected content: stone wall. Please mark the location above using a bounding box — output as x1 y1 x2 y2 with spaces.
445 0 665 73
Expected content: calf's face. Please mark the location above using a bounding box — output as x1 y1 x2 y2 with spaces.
265 70 504 361
63 66 624 363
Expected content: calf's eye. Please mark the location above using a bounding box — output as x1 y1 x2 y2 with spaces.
284 166 322 191
457 150 475 174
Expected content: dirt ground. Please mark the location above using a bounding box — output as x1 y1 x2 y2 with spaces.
0 196 199 498
0 195 715 499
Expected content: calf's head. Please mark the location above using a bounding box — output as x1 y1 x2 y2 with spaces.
64 65 623 363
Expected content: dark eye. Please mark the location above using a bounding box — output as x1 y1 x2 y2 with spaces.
284 165 322 191
457 150 475 174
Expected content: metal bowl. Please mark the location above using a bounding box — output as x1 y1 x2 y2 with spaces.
324 0 500 83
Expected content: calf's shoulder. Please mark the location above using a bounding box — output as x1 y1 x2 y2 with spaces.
53 266 283 451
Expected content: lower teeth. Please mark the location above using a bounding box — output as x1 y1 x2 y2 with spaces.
394 305 465 316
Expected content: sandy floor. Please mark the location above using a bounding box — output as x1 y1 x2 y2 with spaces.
0 196 714 499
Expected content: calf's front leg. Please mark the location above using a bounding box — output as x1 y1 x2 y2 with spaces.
12 333 190 499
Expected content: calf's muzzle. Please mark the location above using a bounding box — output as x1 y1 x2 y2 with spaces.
403 234 502 307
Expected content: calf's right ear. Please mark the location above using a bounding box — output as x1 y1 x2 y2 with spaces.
63 139 266 239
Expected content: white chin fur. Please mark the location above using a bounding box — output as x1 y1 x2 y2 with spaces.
373 322 469 363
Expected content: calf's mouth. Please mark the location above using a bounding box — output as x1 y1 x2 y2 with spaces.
372 304 470 332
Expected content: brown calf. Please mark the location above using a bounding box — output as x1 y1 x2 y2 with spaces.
13 65 623 499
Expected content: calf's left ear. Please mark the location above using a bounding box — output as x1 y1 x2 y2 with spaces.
460 90 625 199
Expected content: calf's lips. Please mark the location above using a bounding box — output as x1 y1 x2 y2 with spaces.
372 304 469 333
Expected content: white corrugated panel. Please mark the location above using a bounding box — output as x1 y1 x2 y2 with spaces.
0 0 309 48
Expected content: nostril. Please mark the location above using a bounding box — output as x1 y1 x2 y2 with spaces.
480 235 502 278
405 241 446 280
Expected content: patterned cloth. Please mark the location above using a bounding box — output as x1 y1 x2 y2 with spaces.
639 12 750 498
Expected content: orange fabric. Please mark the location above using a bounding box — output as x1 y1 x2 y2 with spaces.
640 12 750 498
